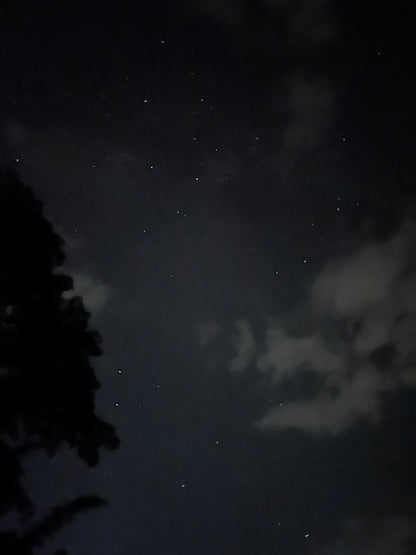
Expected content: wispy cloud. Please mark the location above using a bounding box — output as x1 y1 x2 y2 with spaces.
228 220 416 434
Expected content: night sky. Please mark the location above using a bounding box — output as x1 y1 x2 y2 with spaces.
1 1 416 553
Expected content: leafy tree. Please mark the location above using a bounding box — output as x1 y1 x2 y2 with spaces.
0 169 119 553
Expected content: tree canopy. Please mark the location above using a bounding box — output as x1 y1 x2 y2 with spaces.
0 169 119 553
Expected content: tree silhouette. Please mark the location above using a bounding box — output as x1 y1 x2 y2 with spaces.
0 169 120 553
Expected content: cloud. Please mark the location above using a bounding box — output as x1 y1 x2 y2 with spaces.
230 319 256 372
271 0 336 48
62 272 112 316
196 320 220 346
319 516 416 555
229 220 416 433
186 0 336 48
282 71 335 150
180 1 338 175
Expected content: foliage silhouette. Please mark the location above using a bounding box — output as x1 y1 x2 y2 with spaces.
0 169 120 553
0 496 105 554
